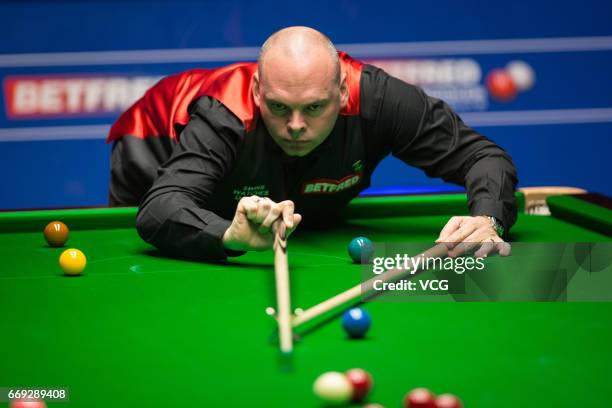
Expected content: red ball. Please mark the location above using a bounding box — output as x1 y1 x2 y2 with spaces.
486 68 517 101
435 394 463 408
345 368 373 402
404 388 436 408
10 400 47 408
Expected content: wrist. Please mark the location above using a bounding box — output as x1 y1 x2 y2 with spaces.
222 227 239 251
484 215 505 237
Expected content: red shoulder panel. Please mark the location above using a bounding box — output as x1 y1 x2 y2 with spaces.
338 51 362 116
107 52 363 143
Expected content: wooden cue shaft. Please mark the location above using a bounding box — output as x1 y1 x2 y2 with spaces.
273 222 293 353
291 243 448 328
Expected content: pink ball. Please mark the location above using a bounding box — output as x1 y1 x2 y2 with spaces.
10 400 47 408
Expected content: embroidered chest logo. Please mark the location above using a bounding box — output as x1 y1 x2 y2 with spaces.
301 173 361 194
233 185 270 201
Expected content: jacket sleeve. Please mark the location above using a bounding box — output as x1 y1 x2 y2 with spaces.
363 66 518 230
136 96 245 261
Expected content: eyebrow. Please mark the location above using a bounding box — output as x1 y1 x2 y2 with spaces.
265 98 329 107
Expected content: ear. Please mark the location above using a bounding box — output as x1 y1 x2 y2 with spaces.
339 72 348 109
252 71 261 107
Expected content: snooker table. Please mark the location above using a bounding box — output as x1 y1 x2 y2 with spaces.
1 192 611 408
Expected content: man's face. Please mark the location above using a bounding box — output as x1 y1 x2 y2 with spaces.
253 62 347 157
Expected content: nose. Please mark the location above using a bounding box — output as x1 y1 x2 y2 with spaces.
287 111 306 139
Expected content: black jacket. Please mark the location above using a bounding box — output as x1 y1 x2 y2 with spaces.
112 64 517 261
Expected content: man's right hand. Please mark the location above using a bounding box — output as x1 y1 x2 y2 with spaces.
222 196 302 252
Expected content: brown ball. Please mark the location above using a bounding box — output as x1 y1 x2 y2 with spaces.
44 221 69 247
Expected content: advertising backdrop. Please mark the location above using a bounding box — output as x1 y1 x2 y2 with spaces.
1 0 611 209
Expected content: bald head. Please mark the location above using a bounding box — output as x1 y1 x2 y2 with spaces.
258 26 340 86
253 27 348 157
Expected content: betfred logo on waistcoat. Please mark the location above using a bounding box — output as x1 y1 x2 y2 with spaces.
302 174 361 194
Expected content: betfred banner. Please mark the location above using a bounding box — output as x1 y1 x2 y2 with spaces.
3 74 159 119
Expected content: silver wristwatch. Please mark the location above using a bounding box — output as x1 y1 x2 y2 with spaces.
488 216 505 237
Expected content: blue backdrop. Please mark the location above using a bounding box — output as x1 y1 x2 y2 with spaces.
1 0 611 209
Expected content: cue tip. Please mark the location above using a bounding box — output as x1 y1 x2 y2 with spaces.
278 350 294 372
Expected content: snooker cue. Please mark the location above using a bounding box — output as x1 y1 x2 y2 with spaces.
273 221 293 353
291 243 448 328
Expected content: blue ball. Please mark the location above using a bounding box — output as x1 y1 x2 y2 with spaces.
342 307 372 338
348 236 374 264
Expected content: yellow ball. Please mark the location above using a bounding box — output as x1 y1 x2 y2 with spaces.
59 248 87 275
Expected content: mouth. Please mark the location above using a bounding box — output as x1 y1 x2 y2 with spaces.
279 140 313 156
281 139 311 146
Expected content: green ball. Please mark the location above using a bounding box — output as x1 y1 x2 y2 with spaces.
348 236 374 263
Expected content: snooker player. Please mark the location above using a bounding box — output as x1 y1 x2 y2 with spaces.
107 26 516 261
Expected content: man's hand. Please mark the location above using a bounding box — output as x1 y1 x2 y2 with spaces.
222 196 302 252
435 215 511 258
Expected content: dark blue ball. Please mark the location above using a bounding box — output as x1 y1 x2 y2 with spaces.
348 236 374 264
342 307 372 338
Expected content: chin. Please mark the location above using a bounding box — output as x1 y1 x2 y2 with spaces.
283 147 311 157
277 140 316 156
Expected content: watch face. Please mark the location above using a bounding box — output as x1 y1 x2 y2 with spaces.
491 217 504 236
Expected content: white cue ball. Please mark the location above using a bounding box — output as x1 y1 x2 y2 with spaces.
313 371 353 405
506 60 536 91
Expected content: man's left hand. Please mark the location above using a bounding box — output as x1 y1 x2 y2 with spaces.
435 216 511 258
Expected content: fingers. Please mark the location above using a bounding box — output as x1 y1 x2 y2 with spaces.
448 233 482 257
281 201 295 229
448 221 494 256
237 195 262 220
456 231 498 258
497 241 512 256
271 212 302 239
436 216 463 243
450 237 511 258
287 213 302 236
261 200 296 232
228 197 300 252
238 197 297 234
473 239 497 258
438 216 511 258
442 221 479 250
473 237 511 258
255 198 273 224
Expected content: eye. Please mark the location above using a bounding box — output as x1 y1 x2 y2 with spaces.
269 102 288 113
307 103 324 112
